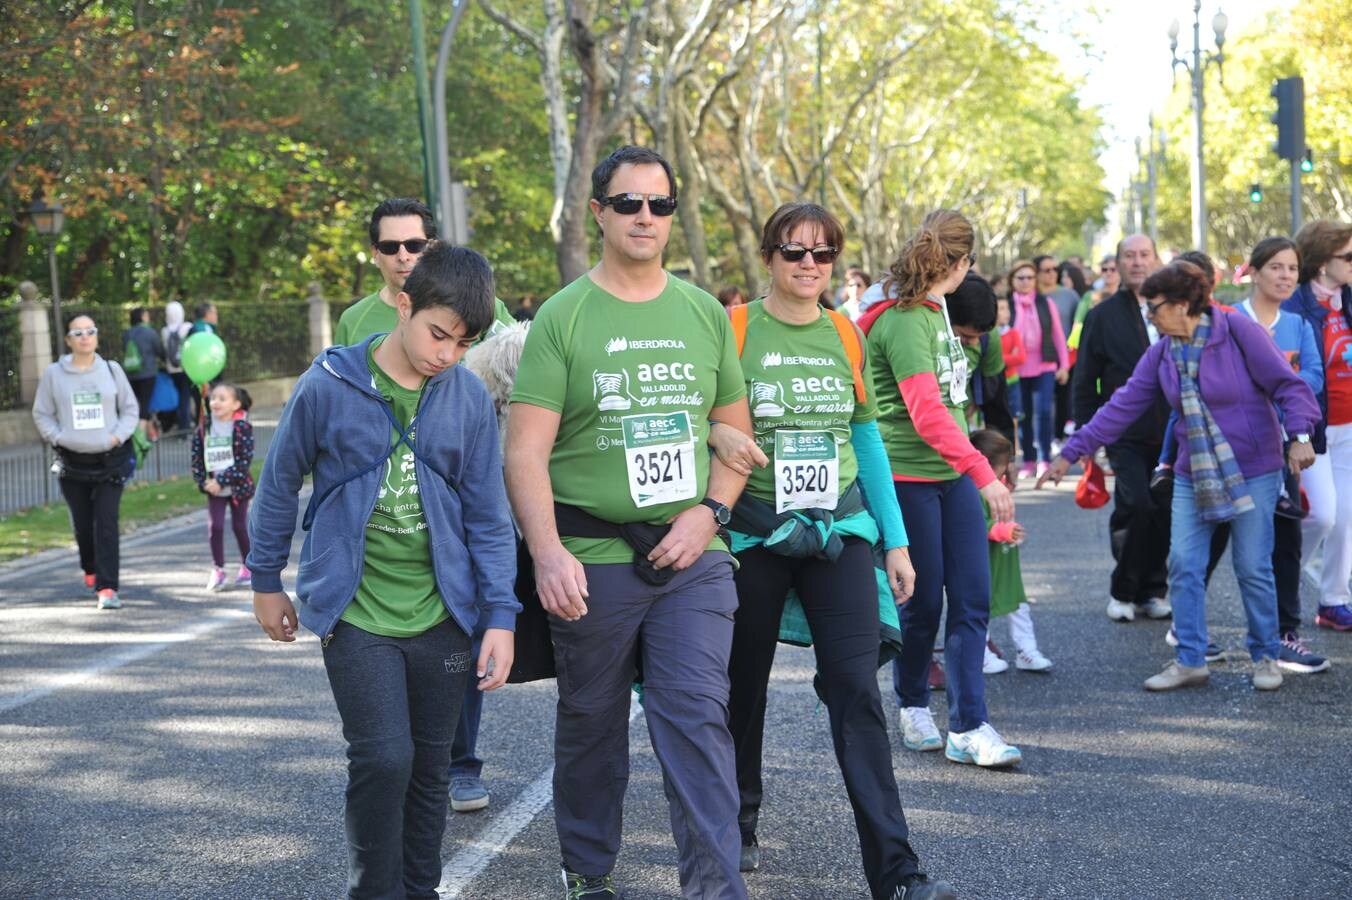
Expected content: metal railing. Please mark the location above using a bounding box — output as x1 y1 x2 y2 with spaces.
0 424 276 516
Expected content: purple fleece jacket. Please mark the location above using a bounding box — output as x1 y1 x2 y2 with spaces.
1061 309 1320 479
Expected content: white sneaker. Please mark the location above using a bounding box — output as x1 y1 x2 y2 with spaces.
1106 598 1136 622
983 645 1009 674
1015 648 1054 672
898 706 943 752
945 722 1022 768
206 567 227 592
1141 597 1172 619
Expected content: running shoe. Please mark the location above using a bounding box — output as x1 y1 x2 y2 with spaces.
890 873 958 900
1165 626 1225 662
1277 632 1330 674
1017 461 1036 479
1035 460 1049 479
1143 660 1209 691
449 775 489 812
82 573 96 593
1140 597 1172 619
739 834 760 872
96 589 121 610
1314 604 1352 632
1015 648 1054 672
1106 598 1136 622
562 868 617 899
1252 657 1283 691
205 567 227 592
945 722 1022 768
234 565 252 587
982 645 1009 674
898 706 943 752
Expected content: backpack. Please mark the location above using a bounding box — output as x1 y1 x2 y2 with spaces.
166 327 184 368
729 303 868 404
123 333 144 376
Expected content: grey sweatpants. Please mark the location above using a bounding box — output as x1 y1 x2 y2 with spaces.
550 551 747 900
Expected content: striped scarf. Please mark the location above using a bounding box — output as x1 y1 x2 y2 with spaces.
1171 311 1253 522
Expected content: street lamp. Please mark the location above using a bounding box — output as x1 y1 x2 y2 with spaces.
1169 2 1227 254
1139 115 1168 243
27 198 65 352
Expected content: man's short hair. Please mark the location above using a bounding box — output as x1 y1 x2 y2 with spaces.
403 243 495 338
591 146 677 201
1032 254 1057 274
1115 234 1157 262
129 307 147 326
945 271 997 332
194 302 215 320
368 198 437 246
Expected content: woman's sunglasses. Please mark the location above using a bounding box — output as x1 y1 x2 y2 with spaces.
774 243 839 265
598 193 678 216
67 327 99 338
374 238 432 256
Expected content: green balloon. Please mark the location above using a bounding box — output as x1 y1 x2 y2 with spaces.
182 332 227 385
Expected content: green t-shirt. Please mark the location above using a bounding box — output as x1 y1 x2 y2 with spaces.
340 337 447 638
985 502 1026 618
334 293 515 346
868 299 971 480
510 273 746 563
736 300 877 504
961 328 1006 418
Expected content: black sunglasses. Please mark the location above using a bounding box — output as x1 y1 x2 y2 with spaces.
774 243 839 265
1332 252 1352 264
1145 299 1173 317
374 238 432 256
599 192 678 216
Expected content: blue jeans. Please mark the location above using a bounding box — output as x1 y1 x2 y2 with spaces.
891 477 990 734
1018 371 1056 464
323 618 472 900
1170 471 1281 667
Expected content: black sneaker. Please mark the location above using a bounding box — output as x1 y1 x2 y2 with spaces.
1274 494 1307 520
1166 626 1225 662
562 867 617 899
739 834 760 872
891 873 958 900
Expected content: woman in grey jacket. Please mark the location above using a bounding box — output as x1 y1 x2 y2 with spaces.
32 313 140 609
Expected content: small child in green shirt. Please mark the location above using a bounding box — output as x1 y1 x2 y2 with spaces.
970 429 1053 674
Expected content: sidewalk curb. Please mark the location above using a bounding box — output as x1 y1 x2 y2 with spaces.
0 508 210 580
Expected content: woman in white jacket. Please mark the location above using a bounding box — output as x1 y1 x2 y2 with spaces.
32 313 139 609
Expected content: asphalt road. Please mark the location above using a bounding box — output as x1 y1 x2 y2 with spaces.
1 482 1349 899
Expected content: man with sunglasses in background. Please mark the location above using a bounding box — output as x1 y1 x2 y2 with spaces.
332 197 516 820
507 145 754 899
335 198 514 347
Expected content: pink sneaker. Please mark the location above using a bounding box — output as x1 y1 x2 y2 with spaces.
234 565 252 587
1018 462 1036 479
205 567 227 592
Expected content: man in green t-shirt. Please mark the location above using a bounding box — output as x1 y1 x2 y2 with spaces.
335 197 515 349
507 146 753 899
332 198 516 816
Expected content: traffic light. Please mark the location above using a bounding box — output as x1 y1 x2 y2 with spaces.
1249 184 1263 203
1271 76 1305 161
1301 149 1314 173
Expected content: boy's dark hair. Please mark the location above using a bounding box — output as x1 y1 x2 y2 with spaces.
129 306 147 326
970 428 1013 467
402 243 495 337
945 271 998 332
216 383 253 412
591 146 677 201
368 197 437 246
194 302 215 320
1176 250 1216 287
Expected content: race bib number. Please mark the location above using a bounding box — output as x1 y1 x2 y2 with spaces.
935 333 969 406
205 435 234 472
774 429 840 513
622 411 697 508
71 392 104 431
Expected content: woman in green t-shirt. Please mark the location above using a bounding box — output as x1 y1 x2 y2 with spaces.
856 209 1023 769
709 202 955 900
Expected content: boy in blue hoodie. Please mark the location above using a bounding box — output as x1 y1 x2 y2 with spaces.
247 243 519 899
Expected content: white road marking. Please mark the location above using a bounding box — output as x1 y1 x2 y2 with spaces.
0 608 253 714
437 696 643 898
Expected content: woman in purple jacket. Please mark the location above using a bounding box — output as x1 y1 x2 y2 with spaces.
1038 261 1320 693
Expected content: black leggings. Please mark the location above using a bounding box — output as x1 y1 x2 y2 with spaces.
728 539 919 899
60 477 123 592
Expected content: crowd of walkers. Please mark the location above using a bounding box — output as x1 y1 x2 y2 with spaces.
32 144 1351 900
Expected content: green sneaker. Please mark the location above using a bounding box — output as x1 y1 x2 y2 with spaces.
562 867 617 899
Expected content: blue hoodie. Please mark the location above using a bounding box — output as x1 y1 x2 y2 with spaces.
247 335 520 641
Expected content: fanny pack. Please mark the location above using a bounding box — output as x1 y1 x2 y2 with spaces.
57 441 136 485
729 481 865 561
554 502 688 586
